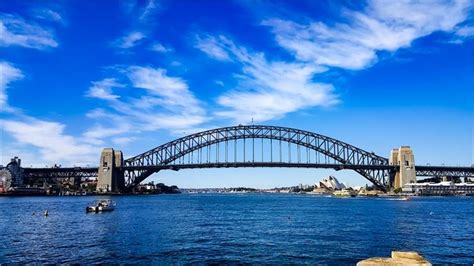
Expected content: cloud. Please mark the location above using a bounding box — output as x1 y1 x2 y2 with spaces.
196 35 337 123
450 24 474 43
32 8 64 24
81 108 133 145
150 42 172 53
113 31 145 49
0 61 23 112
1 118 97 165
192 0 472 123
83 124 131 145
455 25 474 37
127 66 204 113
125 66 208 130
121 0 159 20
0 64 99 165
86 78 123 101
262 0 473 70
195 35 232 61
112 137 135 145
139 0 159 21
0 13 58 49
85 66 208 143
216 60 337 122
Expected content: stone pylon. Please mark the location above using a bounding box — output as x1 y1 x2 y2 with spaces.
96 148 124 193
389 146 416 189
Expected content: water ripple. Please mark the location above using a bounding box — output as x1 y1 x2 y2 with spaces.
0 194 473 264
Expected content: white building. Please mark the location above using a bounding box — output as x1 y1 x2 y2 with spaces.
402 181 474 195
316 176 346 190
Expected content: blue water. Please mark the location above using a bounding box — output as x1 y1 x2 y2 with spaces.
0 194 473 264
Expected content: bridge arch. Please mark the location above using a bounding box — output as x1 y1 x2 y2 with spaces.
123 125 392 191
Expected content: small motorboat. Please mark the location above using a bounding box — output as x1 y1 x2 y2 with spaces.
86 199 116 213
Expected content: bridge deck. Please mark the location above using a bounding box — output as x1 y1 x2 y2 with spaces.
21 164 474 178
123 162 395 171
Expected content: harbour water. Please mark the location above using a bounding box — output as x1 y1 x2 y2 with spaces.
0 194 473 264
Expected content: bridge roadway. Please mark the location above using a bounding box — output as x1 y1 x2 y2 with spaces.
22 163 474 179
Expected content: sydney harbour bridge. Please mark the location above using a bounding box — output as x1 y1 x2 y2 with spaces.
3 125 474 192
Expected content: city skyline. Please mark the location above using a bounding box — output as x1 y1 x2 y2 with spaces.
1 0 473 188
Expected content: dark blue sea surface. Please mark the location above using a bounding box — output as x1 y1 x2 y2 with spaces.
0 194 473 264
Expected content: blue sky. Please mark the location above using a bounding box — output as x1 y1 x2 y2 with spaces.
0 0 473 188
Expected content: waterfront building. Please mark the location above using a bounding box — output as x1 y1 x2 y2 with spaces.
402 181 474 195
298 183 311 190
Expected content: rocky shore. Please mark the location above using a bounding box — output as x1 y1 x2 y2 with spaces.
357 251 431 266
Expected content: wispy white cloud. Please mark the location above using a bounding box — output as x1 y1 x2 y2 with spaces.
1 144 47 167
195 35 336 123
116 0 160 57
112 136 135 145
139 0 160 21
1 118 97 165
0 13 58 49
170 61 181 67
195 35 232 61
86 78 123 101
194 1 472 122
0 65 127 165
83 124 131 145
150 42 172 53
0 63 99 165
121 0 160 21
113 31 145 49
32 8 64 24
262 0 473 70
116 0 159 51
81 108 133 145
456 25 474 37
85 66 208 142
125 66 207 131
451 24 474 43
127 66 204 113
0 61 23 112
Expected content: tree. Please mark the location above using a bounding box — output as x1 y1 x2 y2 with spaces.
393 187 402 194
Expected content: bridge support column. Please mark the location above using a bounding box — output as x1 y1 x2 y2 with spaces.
389 146 416 189
96 148 124 193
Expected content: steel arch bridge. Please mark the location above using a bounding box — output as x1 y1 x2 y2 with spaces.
7 124 474 193
123 125 392 191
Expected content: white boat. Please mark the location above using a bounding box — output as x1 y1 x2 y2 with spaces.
86 199 116 213
378 196 410 201
332 189 357 197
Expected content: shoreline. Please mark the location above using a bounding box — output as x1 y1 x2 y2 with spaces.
1 191 473 197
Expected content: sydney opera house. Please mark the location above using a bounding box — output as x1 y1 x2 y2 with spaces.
315 176 347 191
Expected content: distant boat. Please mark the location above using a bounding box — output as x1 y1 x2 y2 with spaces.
332 189 356 197
379 196 410 201
86 199 116 213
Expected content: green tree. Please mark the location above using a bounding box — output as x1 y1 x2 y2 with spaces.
393 187 402 194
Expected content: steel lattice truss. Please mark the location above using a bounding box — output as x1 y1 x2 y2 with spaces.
23 167 98 179
124 125 392 190
415 166 474 178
